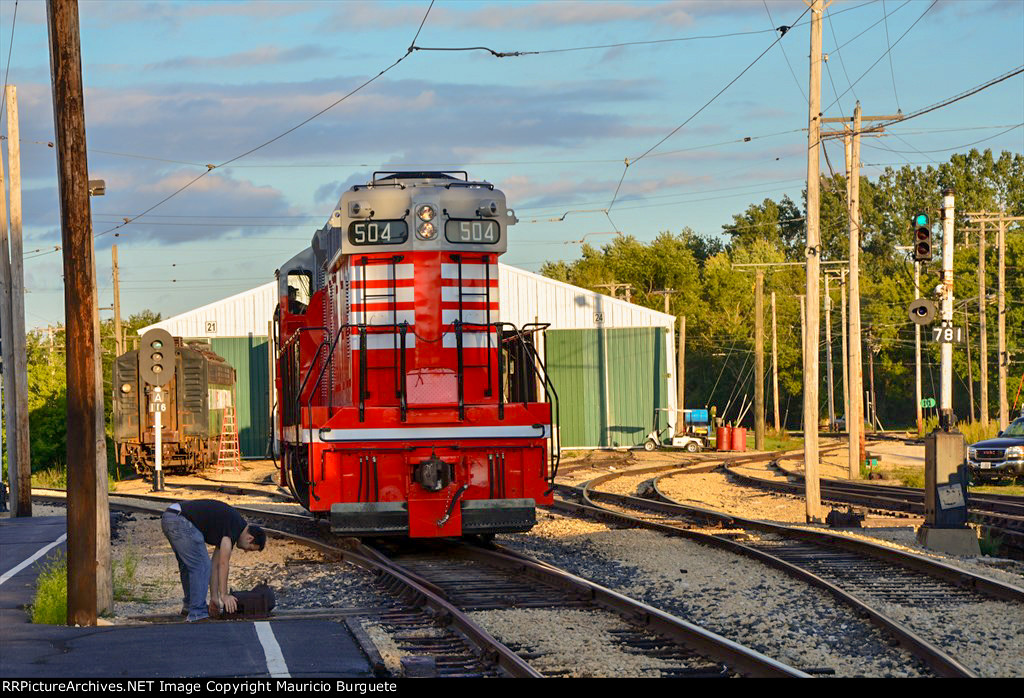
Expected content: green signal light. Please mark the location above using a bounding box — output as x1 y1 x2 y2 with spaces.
914 213 929 226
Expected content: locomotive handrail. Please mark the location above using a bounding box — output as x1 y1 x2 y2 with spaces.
277 325 326 359
458 320 561 487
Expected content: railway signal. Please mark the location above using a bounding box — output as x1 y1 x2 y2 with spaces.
139 328 173 491
139 328 173 386
913 212 933 262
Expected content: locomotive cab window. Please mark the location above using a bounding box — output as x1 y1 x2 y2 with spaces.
287 272 312 315
444 219 501 245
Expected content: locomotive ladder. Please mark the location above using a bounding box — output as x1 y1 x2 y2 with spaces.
355 255 408 421
216 393 242 471
451 253 495 420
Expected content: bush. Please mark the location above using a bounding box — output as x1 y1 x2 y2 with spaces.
922 416 1000 444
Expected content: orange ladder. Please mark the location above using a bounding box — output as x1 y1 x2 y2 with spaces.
216 401 241 471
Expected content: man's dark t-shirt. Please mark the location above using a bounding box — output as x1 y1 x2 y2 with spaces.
179 500 247 547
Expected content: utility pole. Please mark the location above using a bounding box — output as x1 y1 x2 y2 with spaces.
966 210 1023 428
839 272 849 437
939 189 955 421
48 0 100 626
824 274 835 430
978 220 988 425
998 213 1007 429
4 85 31 516
771 291 781 432
595 282 633 304
915 260 923 436
0 117 17 514
867 332 878 431
676 316 686 436
754 270 765 450
824 103 901 473
802 0 824 522
112 244 123 355
650 288 674 315
965 304 974 423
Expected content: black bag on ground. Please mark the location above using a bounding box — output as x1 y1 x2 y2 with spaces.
226 583 276 617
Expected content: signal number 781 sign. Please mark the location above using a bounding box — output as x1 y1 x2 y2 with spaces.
931 324 965 344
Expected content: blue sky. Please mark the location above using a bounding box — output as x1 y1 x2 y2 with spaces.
3 0 1023 329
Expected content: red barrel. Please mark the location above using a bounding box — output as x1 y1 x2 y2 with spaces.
716 426 732 452
731 426 747 452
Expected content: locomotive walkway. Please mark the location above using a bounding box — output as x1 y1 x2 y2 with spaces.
0 516 373 679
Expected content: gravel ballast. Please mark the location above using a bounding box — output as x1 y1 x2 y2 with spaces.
498 511 933 678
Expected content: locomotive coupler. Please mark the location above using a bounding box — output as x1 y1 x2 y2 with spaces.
414 453 454 492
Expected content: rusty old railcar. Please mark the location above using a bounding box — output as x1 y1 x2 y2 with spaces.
113 339 236 474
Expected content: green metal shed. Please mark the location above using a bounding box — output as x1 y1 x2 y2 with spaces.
192 336 271 459
545 327 669 449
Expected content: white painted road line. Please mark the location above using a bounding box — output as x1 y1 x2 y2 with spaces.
0 532 67 587
254 621 291 678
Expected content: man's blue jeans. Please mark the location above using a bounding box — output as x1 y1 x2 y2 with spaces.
161 509 210 622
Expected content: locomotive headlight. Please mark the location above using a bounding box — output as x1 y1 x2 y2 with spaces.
121 383 133 394
417 221 437 240
416 204 436 222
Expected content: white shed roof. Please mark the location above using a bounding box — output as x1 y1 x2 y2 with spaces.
142 281 277 338
499 265 675 331
142 265 675 338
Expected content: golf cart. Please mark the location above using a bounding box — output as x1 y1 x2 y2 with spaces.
643 408 710 452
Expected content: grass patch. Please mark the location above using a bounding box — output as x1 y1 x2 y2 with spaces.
889 467 925 488
113 547 140 602
979 529 1005 557
971 480 1024 496
31 463 119 492
30 553 67 625
758 430 803 452
922 416 1001 444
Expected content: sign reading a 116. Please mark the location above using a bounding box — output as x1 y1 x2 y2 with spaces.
930 323 965 344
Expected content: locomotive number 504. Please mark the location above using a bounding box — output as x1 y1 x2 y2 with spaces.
445 219 500 244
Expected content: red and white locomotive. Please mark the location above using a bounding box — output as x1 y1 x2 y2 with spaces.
274 172 557 537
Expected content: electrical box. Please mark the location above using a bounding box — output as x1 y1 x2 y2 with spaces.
923 430 969 528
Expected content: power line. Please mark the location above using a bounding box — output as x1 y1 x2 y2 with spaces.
824 0 937 112
880 0 902 111
607 4 812 212
92 1 436 241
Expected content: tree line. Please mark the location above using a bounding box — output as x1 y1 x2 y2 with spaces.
541 149 1024 430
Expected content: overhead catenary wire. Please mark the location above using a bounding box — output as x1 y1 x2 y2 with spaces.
90 1 437 242
823 0 937 113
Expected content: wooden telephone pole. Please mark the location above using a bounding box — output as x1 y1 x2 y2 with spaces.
112 245 123 355
3 85 32 516
771 291 781 432
822 103 902 478
802 0 824 521
595 282 633 304
754 271 765 450
965 210 1023 429
979 220 989 425
47 0 103 626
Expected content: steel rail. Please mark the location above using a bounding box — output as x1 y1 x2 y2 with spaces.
549 488 976 678
722 458 1024 555
29 489 539 678
452 542 811 678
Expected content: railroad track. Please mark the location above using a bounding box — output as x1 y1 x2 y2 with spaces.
29 488 808 678
362 540 810 677
723 453 1024 558
552 469 1024 678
